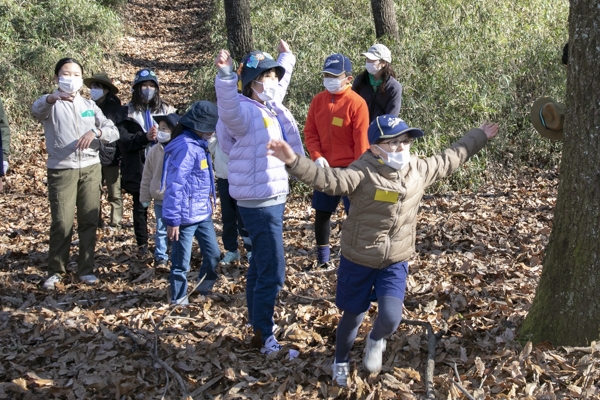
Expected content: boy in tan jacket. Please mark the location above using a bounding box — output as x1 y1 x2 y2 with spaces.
267 115 498 386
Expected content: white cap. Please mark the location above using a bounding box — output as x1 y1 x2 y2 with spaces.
362 44 392 63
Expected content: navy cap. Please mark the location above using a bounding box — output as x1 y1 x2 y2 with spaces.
133 68 159 87
179 101 218 133
368 115 424 144
240 51 285 89
153 113 181 130
322 53 352 76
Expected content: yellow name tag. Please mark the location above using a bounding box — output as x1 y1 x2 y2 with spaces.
263 117 274 128
332 117 343 127
200 159 208 169
374 189 399 203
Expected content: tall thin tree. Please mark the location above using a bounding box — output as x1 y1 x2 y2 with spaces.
370 0 399 40
520 0 600 346
223 0 253 62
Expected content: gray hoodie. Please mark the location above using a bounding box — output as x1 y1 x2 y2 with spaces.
32 91 119 169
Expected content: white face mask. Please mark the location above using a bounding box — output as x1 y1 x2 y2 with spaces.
253 80 278 102
58 76 83 93
157 130 171 143
366 62 382 75
323 77 345 94
90 88 106 101
141 87 156 102
376 146 411 170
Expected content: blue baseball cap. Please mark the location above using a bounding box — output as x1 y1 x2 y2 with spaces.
368 115 424 144
240 51 285 89
133 68 159 87
322 53 352 76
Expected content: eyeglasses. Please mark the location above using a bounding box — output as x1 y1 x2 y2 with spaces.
380 138 413 151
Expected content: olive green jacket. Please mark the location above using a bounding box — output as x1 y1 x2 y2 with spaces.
287 128 488 269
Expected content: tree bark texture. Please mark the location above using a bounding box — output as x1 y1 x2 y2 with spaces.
223 0 253 62
370 0 399 40
520 0 600 346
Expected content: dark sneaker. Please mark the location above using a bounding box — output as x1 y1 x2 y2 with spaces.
155 259 168 268
138 244 149 257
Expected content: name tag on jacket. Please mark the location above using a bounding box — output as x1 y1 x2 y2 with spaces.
374 189 399 203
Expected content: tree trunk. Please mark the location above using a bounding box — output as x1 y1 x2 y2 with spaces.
223 0 253 62
520 0 600 346
370 0 399 40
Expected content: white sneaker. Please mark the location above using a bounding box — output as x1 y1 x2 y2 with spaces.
42 274 62 290
260 335 282 355
172 297 189 305
363 332 387 373
220 250 240 265
79 275 98 285
332 361 349 387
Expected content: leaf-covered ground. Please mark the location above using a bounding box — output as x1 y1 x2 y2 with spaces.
2 0 600 398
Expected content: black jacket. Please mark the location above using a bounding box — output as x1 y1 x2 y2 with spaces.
96 94 123 167
117 106 152 193
352 72 403 122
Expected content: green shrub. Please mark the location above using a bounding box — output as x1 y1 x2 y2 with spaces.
0 0 122 154
191 0 567 191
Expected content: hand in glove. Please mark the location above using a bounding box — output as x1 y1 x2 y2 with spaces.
314 157 329 168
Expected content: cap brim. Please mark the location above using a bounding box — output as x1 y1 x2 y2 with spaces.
530 97 564 140
362 52 380 61
83 78 119 94
321 69 345 76
378 127 425 141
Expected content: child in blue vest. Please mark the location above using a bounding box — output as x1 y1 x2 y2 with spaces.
162 101 221 304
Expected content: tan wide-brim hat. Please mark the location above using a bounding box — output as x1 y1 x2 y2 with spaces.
530 97 565 140
83 72 119 95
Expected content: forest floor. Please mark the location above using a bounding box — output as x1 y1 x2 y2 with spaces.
1 0 599 399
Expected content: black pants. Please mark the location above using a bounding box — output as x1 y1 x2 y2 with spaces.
128 190 148 246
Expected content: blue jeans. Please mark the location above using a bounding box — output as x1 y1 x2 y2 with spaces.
217 178 251 252
169 219 220 303
154 203 168 261
239 203 285 341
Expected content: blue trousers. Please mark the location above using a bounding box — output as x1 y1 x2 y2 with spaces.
238 203 286 341
169 219 220 303
153 203 168 262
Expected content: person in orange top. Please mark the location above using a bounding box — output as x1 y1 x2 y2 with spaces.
303 53 370 270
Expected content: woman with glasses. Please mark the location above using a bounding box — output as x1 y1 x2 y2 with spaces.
267 115 499 386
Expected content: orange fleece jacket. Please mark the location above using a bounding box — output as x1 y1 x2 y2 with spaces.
304 85 370 168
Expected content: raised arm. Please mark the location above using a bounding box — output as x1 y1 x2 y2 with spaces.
214 49 253 137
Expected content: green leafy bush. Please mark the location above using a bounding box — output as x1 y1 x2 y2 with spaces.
0 0 122 153
191 0 567 191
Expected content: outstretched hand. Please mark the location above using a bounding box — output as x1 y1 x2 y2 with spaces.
480 122 499 139
277 39 291 54
215 49 232 69
267 139 297 165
